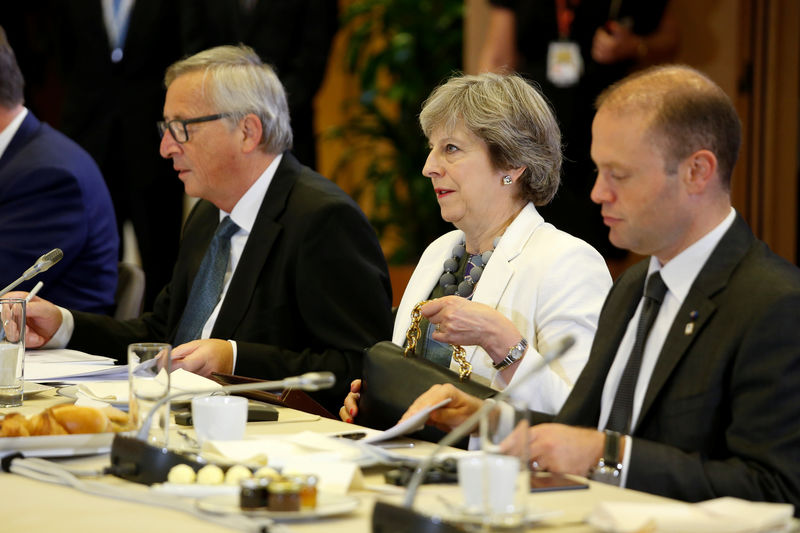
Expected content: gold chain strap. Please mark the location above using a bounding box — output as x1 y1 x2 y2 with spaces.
403 301 472 381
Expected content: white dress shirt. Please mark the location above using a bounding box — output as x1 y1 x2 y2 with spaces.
0 107 28 158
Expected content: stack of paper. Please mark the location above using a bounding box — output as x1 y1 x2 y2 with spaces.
24 349 127 382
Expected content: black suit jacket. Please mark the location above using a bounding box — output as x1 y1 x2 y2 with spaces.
545 215 800 509
69 153 393 411
51 0 187 306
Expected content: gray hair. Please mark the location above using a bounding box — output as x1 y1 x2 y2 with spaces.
419 73 561 205
165 45 292 154
0 26 24 108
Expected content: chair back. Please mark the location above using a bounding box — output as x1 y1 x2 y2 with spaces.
114 262 145 320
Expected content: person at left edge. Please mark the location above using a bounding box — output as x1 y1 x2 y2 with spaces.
0 26 118 314
14 45 393 412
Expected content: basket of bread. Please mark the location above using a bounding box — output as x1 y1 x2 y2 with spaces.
0 405 134 437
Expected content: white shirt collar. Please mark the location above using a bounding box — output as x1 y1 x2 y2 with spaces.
0 107 29 160
648 207 737 303
222 153 283 232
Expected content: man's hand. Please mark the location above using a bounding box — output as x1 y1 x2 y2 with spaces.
399 383 484 433
5 291 62 347
523 423 605 476
171 339 234 377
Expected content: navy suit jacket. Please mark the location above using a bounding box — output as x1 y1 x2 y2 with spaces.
0 111 118 313
545 215 800 510
68 153 393 411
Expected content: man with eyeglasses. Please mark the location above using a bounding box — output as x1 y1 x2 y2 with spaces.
16 45 394 412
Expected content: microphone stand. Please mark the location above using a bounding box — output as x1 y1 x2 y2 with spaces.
109 372 335 485
372 336 575 532
0 248 64 297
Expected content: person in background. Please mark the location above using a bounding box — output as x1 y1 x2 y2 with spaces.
50 0 188 310
401 65 800 511
341 73 611 422
182 0 339 170
0 26 118 314
478 0 678 258
15 45 393 412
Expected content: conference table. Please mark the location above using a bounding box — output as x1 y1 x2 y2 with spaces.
1 389 679 532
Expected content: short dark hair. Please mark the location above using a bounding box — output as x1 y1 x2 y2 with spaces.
597 65 741 187
0 26 25 108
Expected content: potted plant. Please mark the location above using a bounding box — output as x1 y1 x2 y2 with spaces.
329 0 464 264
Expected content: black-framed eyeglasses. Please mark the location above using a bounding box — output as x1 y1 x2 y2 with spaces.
157 113 232 143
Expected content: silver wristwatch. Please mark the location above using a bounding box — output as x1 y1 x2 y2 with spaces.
493 338 528 371
591 430 623 486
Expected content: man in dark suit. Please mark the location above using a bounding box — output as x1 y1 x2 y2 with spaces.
182 0 338 170
0 27 119 314
52 0 187 310
18 45 393 411
401 66 800 509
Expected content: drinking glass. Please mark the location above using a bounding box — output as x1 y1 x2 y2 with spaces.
0 298 26 407
128 343 171 447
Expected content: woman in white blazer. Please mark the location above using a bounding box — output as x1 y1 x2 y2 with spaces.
341 73 611 421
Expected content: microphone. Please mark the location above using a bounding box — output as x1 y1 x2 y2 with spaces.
109 371 336 485
401 335 576 508
136 371 336 440
0 248 64 297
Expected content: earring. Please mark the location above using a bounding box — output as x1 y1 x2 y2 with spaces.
502 175 512 185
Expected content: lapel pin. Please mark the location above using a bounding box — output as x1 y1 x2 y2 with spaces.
684 310 699 335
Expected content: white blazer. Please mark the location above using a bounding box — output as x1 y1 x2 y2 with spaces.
392 203 612 415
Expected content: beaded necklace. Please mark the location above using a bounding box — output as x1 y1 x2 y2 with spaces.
438 236 501 298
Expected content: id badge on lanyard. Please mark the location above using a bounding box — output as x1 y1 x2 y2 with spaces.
547 0 583 87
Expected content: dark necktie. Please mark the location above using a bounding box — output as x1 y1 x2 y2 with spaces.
605 271 668 434
173 216 239 345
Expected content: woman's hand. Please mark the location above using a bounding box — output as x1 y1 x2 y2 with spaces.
422 296 523 362
339 379 361 423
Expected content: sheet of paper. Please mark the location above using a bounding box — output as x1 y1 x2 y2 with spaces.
25 349 115 365
362 398 452 444
75 368 223 403
24 362 129 382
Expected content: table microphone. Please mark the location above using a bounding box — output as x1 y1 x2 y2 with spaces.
372 335 575 533
0 248 64 297
108 371 336 485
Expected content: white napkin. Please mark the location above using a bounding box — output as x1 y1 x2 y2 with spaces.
586 497 795 533
75 368 223 404
201 431 369 494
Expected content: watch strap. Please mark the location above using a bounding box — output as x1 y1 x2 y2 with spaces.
493 338 528 371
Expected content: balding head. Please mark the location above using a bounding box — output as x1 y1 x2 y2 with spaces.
596 65 741 187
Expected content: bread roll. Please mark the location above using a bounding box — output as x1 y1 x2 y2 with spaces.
0 405 131 437
0 413 30 437
50 405 111 434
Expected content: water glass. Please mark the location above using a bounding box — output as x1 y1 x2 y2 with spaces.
128 342 171 446
0 298 26 407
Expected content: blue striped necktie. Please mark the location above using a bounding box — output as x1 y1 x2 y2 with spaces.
173 216 239 345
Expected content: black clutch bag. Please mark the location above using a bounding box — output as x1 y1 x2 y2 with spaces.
357 301 496 445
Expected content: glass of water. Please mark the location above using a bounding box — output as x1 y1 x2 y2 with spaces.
128 342 171 447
